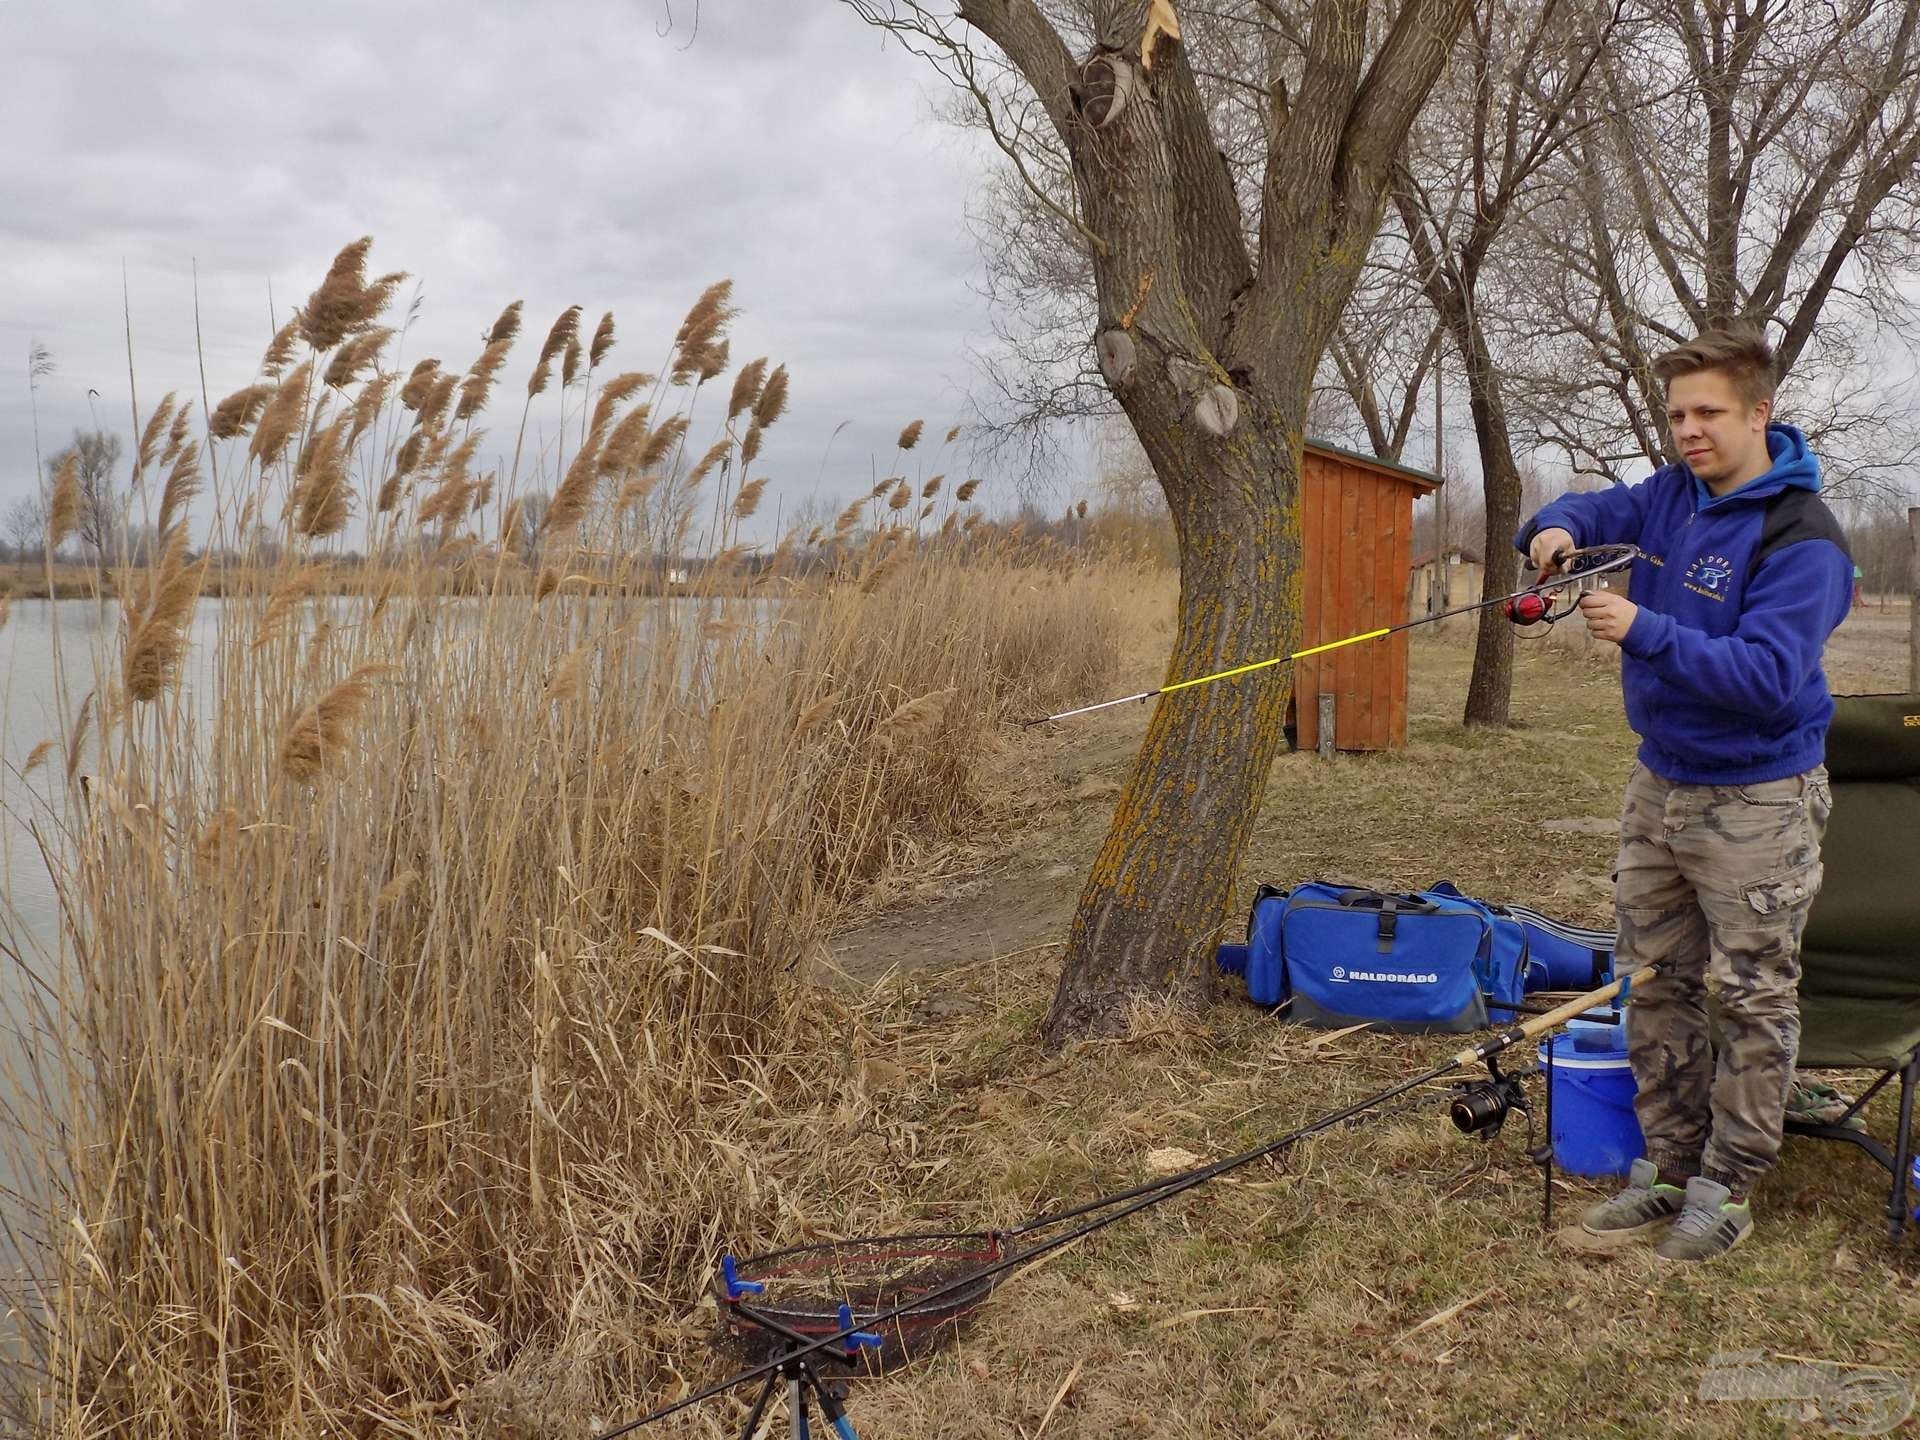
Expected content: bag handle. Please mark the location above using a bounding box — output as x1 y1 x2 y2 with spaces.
1333 888 1440 953
1333 887 1441 915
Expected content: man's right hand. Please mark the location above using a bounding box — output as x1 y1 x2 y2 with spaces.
1528 527 1576 576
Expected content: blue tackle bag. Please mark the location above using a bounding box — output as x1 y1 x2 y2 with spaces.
1222 881 1616 1032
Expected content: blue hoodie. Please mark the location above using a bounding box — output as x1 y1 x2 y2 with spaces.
1515 424 1853 786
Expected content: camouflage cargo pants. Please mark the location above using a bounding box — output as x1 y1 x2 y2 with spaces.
1615 761 1831 1194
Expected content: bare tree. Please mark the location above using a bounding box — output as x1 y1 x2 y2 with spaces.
3 490 47 560
846 0 1474 1043
45 430 125 567
1511 0 1920 491
1390 0 1622 727
517 489 553 564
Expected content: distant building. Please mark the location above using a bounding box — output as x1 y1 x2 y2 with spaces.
1407 544 1484 617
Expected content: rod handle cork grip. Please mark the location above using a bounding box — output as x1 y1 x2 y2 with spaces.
1448 963 1657 1068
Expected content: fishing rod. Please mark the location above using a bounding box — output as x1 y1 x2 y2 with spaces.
1019 542 1640 728
612 963 1654 1438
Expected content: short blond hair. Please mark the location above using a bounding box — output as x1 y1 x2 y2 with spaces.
1653 328 1776 409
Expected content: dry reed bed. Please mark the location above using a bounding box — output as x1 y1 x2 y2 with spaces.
0 240 1152 1437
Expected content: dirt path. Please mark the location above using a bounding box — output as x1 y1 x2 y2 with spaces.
828 706 1144 994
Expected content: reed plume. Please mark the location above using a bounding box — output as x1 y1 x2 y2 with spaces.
589 310 616 367
123 527 204 703
888 480 911 510
731 476 770 520
684 439 731 490
488 300 525 346
955 478 981 502
262 318 300 376
156 448 201 538
833 497 864 533
636 414 690 472
291 416 352 539
135 393 177 479
250 361 314 467
544 646 589 703
562 333 583 389
876 686 956 743
277 665 390 782
697 337 731 383
209 384 274 440
349 371 394 445
48 454 79 549
324 327 392 389
728 357 769 421
589 372 652 435
416 372 458 432
537 306 583 369
1076 499 1089 519
298 236 384 350
163 401 192 461
740 424 763 469
599 405 654 477
541 433 603 536
672 288 737 383
921 474 943 500
946 424 961 443
400 359 441 410
752 364 789 428
872 477 899 499
897 419 923 451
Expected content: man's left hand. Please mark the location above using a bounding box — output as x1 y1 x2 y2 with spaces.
1578 590 1638 645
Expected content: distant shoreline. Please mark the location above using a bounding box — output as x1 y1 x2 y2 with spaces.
0 561 782 601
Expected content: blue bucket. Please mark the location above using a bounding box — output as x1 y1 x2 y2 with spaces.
1538 1018 1644 1177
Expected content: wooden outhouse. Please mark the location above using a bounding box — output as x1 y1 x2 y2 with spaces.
1288 441 1441 753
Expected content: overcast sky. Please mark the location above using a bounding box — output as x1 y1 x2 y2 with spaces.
0 0 1072 542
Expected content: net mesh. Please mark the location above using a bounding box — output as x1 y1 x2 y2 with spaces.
711 1231 1012 1372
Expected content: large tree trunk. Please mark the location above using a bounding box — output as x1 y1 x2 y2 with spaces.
1042 424 1301 1043
1459 321 1523 729
928 0 1472 1046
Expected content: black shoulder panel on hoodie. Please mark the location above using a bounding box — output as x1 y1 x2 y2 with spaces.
1754 489 1851 573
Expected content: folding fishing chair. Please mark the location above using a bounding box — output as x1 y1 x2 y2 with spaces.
1783 691 1920 1243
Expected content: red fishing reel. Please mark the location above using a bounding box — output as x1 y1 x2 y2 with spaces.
1503 590 1555 626
1502 544 1640 631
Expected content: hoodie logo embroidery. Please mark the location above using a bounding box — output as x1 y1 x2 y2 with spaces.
1683 553 1733 601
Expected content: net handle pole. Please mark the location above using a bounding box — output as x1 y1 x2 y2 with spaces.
613 963 1656 1435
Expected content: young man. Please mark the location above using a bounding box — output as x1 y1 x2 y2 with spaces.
1515 329 1853 1263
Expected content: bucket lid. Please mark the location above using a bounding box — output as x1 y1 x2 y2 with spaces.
1540 1028 1630 1066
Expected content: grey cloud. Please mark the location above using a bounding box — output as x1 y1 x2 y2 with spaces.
0 0 1026 534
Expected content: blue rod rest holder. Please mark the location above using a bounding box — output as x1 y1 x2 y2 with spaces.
837 1303 883 1355
720 1255 764 1301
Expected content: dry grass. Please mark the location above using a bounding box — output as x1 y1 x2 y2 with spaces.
0 240 1160 1438
740 609 1920 1440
